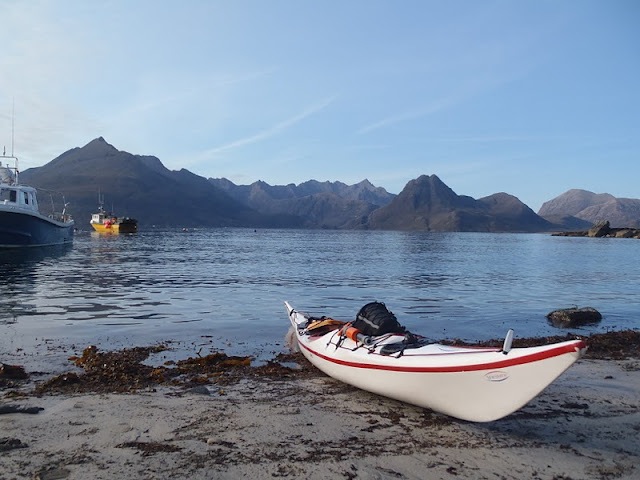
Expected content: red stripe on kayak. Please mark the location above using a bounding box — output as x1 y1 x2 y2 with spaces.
298 339 586 373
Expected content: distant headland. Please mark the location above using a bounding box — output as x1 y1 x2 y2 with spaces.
552 220 640 239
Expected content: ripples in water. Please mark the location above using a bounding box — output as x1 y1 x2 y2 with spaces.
1 229 638 370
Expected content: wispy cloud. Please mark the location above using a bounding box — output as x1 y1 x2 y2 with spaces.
355 40 538 137
203 95 337 157
356 96 455 135
420 134 542 143
111 67 278 120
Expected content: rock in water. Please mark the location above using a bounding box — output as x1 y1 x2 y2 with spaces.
546 307 603 328
588 221 610 237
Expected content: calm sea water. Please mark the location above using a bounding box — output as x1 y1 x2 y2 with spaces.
1 229 638 371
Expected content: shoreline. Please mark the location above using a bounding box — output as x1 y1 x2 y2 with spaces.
2 332 639 479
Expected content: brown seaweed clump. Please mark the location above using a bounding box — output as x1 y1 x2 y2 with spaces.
35 345 170 395
0 364 28 380
579 330 640 359
33 345 260 395
171 352 252 387
19 330 640 397
507 330 640 360
443 330 640 360
1 363 29 390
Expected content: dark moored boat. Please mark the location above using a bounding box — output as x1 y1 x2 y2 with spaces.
0 153 74 248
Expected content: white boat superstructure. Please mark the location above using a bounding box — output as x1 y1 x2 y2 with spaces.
0 153 74 248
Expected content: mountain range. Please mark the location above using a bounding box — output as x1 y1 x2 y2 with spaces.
18 137 639 231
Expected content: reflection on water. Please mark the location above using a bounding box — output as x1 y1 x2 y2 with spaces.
1 229 639 370
0 243 73 269
0 244 74 326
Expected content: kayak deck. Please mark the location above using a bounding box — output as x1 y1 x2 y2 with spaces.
285 301 587 422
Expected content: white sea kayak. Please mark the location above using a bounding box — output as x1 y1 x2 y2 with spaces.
284 301 587 422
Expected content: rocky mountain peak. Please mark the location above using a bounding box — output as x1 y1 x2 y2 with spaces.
538 189 638 228
399 174 460 209
81 137 120 157
538 189 616 217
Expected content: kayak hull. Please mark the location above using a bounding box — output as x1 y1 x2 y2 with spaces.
285 301 586 422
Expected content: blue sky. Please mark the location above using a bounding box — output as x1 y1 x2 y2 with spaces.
0 0 638 212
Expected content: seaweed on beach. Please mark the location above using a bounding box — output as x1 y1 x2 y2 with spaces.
32 345 262 395
578 330 640 359
171 352 252 387
443 329 640 360
34 345 170 395
0 437 28 452
116 441 183 456
0 363 29 390
251 352 324 379
510 330 640 360
20 330 640 396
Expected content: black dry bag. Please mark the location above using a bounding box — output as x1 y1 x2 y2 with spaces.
353 302 405 337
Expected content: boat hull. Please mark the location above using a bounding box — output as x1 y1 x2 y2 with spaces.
90 217 138 234
0 209 74 248
90 222 137 234
285 302 586 422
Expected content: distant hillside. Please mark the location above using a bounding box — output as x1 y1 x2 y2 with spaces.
538 214 592 231
539 189 640 228
210 178 393 229
16 137 586 232
19 137 296 228
578 198 640 228
477 192 553 232
365 175 552 232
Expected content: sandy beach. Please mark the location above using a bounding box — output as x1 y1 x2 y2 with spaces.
2 339 639 480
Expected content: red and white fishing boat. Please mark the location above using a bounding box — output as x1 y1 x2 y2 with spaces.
284 301 587 422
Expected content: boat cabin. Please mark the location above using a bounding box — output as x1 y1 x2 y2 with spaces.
0 184 40 214
90 209 119 227
0 159 40 213
91 211 106 225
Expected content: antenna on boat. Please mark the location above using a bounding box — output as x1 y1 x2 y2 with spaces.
11 99 15 157
1 100 20 184
97 190 105 212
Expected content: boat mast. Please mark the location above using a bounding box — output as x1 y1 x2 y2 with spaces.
11 99 15 157
12 101 18 184
97 190 105 213
1 101 18 185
